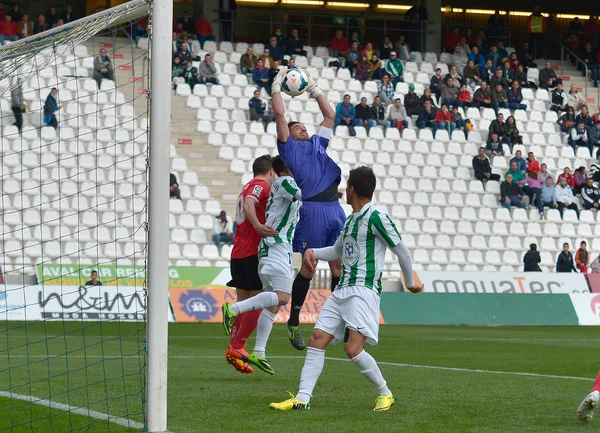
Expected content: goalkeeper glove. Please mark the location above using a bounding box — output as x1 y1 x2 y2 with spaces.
270 68 287 94
304 69 323 99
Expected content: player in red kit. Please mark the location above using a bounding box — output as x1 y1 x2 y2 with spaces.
578 370 600 422
225 155 277 374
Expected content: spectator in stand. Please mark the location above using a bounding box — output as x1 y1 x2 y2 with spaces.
500 173 526 210
511 64 528 89
182 60 199 88
287 58 296 70
45 7 58 27
60 4 75 23
486 45 501 68
272 28 284 46
457 84 473 107
260 48 274 69
10 78 24 133
463 60 481 89
539 62 559 89
420 88 436 107
590 150 600 180
368 54 383 80
370 96 391 129
219 0 236 41
354 97 372 129
130 17 148 42
507 81 527 111
377 74 394 105
591 122 600 153
469 45 486 70
17 14 32 39
430 68 443 99
8 4 20 23
486 133 505 157
584 15 599 41
170 172 181 199
573 166 588 194
474 81 493 108
240 47 257 74
555 176 579 217
505 161 525 181
451 45 468 71
354 55 371 82
451 106 466 134
592 253 600 273
465 28 475 45
385 51 404 85
489 113 510 144
517 170 543 212
350 30 360 47
458 37 471 56
85 270 103 286
360 42 374 60
445 65 462 88
557 167 575 189
487 10 504 43
568 17 584 37
0 4 5 20
508 52 521 71
575 241 589 274
331 29 349 57
405 84 422 116
334 94 356 136
0 15 17 43
526 152 540 173
93 48 114 86
176 41 195 63
481 58 495 82
570 120 592 153
171 56 184 87
268 60 281 88
582 177 600 209
388 98 408 130
439 77 462 108
199 54 219 85
567 34 582 65
213 211 234 250
506 116 523 148
581 42 600 87
501 61 513 85
267 36 283 63
346 42 360 77
379 35 393 60
491 83 508 112
516 41 536 68
556 243 577 272
510 150 527 173
435 103 454 134
576 105 593 130
523 243 542 272
490 68 508 90
249 89 273 128
558 106 576 133
568 84 586 111
417 100 437 129
538 163 551 181
285 29 307 56
195 13 215 49
444 27 461 53
473 146 501 183
252 59 270 94
404 0 428 51
528 6 546 58
177 11 195 35
540 176 558 210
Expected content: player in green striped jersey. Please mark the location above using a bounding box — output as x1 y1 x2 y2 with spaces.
222 156 302 374
270 166 423 412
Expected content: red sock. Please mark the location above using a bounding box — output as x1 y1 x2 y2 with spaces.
229 315 244 345
592 370 600 393
230 310 261 350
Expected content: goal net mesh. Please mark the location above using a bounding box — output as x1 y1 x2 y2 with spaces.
0 0 152 430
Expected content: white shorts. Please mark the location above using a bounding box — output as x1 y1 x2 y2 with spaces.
314 285 381 346
258 242 294 294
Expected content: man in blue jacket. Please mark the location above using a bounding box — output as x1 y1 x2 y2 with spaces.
334 94 356 136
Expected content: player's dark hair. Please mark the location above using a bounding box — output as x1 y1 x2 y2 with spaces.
91 270 98 275
348 166 376 199
287 121 300 130
272 156 289 176
252 155 273 176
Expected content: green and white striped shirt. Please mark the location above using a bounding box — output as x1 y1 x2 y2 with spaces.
262 176 302 247
336 202 402 294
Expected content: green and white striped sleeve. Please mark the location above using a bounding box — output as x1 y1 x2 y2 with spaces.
280 178 302 201
371 212 402 248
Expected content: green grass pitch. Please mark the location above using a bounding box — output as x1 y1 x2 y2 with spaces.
0 322 598 432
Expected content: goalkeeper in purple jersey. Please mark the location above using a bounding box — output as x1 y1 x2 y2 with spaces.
271 68 346 351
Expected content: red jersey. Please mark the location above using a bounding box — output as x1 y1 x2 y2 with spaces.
231 178 270 259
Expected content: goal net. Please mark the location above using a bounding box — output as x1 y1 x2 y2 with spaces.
0 1 154 431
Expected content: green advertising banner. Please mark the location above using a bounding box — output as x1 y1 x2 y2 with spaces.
36 264 232 289
380 293 580 326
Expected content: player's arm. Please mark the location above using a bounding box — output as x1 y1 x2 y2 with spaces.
243 197 278 237
303 234 342 272
303 69 334 129
271 68 290 143
281 178 302 201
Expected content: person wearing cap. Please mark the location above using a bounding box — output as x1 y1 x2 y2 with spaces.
385 51 404 86
404 84 421 117
523 243 541 272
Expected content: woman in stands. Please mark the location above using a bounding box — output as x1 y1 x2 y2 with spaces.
558 106 576 134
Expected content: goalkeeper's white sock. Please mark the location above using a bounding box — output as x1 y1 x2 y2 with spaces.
351 350 391 396
296 347 325 404
231 292 278 315
253 309 276 358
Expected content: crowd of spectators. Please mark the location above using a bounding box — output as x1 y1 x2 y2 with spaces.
0 4 76 42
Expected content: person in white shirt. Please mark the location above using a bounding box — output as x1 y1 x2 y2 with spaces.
213 211 234 249
555 176 579 218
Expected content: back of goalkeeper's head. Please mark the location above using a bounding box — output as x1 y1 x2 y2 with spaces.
273 156 293 178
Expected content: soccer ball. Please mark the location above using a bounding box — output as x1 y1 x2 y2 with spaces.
281 68 309 97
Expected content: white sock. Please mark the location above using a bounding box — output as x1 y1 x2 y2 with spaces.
253 309 276 358
296 347 325 404
231 292 278 315
351 350 391 396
